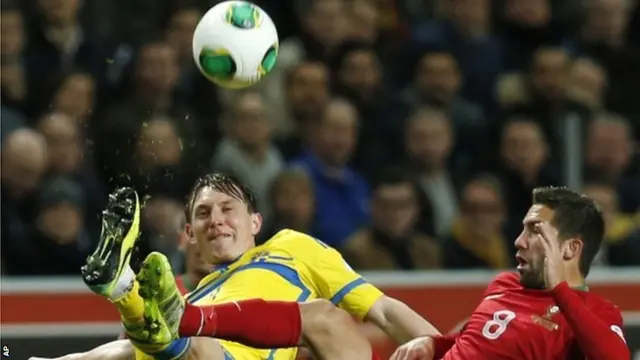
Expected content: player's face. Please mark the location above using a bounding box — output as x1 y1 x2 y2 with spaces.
188 186 262 265
514 204 555 289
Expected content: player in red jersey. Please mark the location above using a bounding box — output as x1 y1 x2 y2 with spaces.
391 186 631 360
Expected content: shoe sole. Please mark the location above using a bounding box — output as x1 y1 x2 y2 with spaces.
81 188 141 295
137 252 175 344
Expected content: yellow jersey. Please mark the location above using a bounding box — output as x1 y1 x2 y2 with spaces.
185 229 385 360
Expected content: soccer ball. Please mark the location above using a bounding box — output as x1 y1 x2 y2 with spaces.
192 1 279 89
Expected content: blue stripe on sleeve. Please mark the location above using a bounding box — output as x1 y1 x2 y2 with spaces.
330 277 367 305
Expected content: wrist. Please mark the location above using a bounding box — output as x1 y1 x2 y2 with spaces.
550 281 570 295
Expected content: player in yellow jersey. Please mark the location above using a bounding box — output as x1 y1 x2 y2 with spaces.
30 174 439 360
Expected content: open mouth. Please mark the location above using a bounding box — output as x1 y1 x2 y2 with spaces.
516 255 528 271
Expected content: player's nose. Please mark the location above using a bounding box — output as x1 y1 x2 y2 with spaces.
514 233 528 250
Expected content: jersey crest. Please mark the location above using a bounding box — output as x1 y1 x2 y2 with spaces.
531 305 560 331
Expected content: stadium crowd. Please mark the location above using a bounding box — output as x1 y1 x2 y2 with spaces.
1 0 640 276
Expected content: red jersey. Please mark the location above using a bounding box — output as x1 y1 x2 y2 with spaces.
441 272 625 360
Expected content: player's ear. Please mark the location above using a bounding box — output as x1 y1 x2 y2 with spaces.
562 238 582 260
250 212 262 236
185 223 196 244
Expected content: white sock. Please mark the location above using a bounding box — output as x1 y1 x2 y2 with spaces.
109 266 135 301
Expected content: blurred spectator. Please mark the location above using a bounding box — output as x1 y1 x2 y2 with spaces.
564 57 608 111
585 112 640 212
212 91 284 220
1 130 48 255
49 71 96 126
142 196 186 268
26 0 110 113
36 112 106 229
497 118 558 226
260 0 347 128
276 61 330 159
343 167 440 270
412 0 504 109
259 169 316 243
133 116 195 199
443 175 513 269
498 0 567 70
404 108 461 237
1 3 30 115
291 98 369 247
578 0 640 125
164 5 222 134
584 183 640 266
0 106 27 145
330 40 390 180
95 40 202 187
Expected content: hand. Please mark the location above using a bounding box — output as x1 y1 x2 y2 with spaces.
390 336 435 360
536 222 567 290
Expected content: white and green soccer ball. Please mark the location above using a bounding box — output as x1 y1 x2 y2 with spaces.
192 1 279 89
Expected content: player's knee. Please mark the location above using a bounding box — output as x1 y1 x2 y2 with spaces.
300 299 355 338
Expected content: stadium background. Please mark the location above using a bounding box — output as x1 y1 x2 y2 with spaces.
1 0 640 358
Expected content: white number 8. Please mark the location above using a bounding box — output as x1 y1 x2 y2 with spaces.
482 310 516 340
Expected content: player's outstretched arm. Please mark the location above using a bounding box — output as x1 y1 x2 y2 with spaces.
364 296 441 343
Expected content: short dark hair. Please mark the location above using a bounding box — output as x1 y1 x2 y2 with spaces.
373 166 417 192
186 173 258 222
532 186 605 276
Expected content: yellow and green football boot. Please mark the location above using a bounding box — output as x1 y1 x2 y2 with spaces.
81 187 141 298
136 251 185 345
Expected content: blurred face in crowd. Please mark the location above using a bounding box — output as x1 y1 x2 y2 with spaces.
0 130 48 197
451 0 490 34
38 203 82 244
37 0 82 26
137 118 182 168
315 100 358 167
586 119 632 178
188 186 261 264
504 0 550 27
143 197 185 253
416 52 461 106
272 172 315 228
135 43 179 95
37 113 83 174
183 231 211 278
304 0 347 49
405 109 452 171
346 0 379 42
460 181 505 238
583 184 617 230
166 8 201 64
52 73 96 122
287 62 329 119
501 120 547 179
514 203 554 289
530 48 570 103
565 58 607 109
338 49 381 99
371 181 419 239
0 9 24 59
583 0 630 45
229 92 271 153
